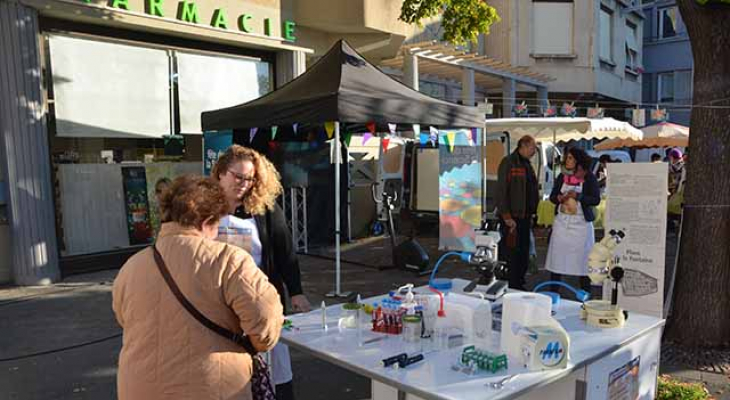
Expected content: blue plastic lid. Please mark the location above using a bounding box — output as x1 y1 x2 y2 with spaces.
429 278 453 291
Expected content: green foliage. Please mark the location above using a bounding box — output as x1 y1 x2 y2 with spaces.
695 0 730 5
657 376 712 400
399 0 500 45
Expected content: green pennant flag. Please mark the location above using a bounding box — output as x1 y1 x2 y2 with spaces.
271 126 278 140
344 132 353 147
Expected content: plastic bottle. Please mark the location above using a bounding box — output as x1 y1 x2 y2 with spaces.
472 302 493 344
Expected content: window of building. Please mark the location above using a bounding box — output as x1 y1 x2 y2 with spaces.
657 70 693 104
599 6 614 62
625 20 640 72
658 72 674 103
532 0 574 55
658 6 685 39
674 70 693 104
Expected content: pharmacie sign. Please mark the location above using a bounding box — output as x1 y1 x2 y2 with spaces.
82 0 297 41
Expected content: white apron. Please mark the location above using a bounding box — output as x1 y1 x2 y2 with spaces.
218 214 294 385
545 181 595 277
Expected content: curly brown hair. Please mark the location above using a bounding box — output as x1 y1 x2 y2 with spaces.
211 145 283 216
159 175 229 229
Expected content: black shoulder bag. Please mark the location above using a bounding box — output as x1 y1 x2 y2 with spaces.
152 246 276 400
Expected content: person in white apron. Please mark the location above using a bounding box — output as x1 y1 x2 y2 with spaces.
213 145 311 400
545 148 602 292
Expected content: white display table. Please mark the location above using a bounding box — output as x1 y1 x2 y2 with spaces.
281 279 665 400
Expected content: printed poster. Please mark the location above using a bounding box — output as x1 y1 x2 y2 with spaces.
608 356 640 400
203 130 233 176
604 163 668 318
145 162 205 235
439 129 482 252
121 166 154 245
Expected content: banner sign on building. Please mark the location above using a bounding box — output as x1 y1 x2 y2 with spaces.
439 129 482 252
604 163 668 318
121 166 154 245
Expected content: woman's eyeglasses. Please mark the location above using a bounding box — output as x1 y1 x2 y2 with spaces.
228 170 256 184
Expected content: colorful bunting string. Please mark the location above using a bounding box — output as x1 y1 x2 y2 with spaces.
413 124 421 137
382 137 390 153
324 121 335 139
419 133 429 147
366 121 376 135
388 123 397 136
344 132 353 147
446 132 456 153
362 132 373 145
249 127 258 142
292 123 298 135
271 126 278 140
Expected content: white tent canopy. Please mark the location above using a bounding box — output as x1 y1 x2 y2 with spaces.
484 117 643 143
595 122 689 150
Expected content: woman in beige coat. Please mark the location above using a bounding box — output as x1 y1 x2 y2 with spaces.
112 175 284 400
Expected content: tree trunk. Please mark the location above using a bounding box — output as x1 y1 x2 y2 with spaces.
665 0 730 347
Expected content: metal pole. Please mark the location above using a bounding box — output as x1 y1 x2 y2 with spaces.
327 122 352 298
335 121 341 295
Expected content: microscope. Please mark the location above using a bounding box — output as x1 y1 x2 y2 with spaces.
580 229 629 328
462 220 509 300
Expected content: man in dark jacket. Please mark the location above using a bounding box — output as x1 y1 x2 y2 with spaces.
496 135 539 290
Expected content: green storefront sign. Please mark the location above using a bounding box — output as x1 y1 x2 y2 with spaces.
85 0 296 41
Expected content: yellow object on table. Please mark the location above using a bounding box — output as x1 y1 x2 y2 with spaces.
536 199 606 229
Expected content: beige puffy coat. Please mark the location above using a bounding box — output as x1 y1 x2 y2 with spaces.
112 222 284 400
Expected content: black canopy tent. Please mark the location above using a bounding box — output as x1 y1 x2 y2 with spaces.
201 40 483 296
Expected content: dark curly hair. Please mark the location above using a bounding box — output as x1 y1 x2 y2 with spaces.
159 175 228 230
566 147 592 172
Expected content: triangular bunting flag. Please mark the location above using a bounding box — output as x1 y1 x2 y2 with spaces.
429 126 438 147
388 123 397 135
382 137 390 153
446 131 456 153
366 121 376 135
324 121 335 139
271 126 278 140
470 128 478 146
344 132 353 147
362 132 373 145
268 141 278 152
249 127 258 142
419 133 428 147
292 123 299 135
413 124 421 136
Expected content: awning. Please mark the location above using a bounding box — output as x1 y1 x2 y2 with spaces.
595 122 688 150
380 41 553 89
484 117 644 143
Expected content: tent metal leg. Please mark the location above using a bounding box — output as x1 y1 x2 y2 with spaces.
327 121 352 298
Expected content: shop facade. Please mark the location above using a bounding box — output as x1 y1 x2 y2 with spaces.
0 0 309 285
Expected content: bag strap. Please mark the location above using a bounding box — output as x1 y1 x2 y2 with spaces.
152 245 258 356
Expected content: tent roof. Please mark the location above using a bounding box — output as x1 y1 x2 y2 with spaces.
484 117 643 143
201 40 484 131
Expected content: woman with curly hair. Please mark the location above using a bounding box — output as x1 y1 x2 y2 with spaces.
544 147 601 292
212 145 308 400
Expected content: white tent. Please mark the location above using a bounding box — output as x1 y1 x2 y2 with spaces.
595 122 688 150
484 117 643 143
